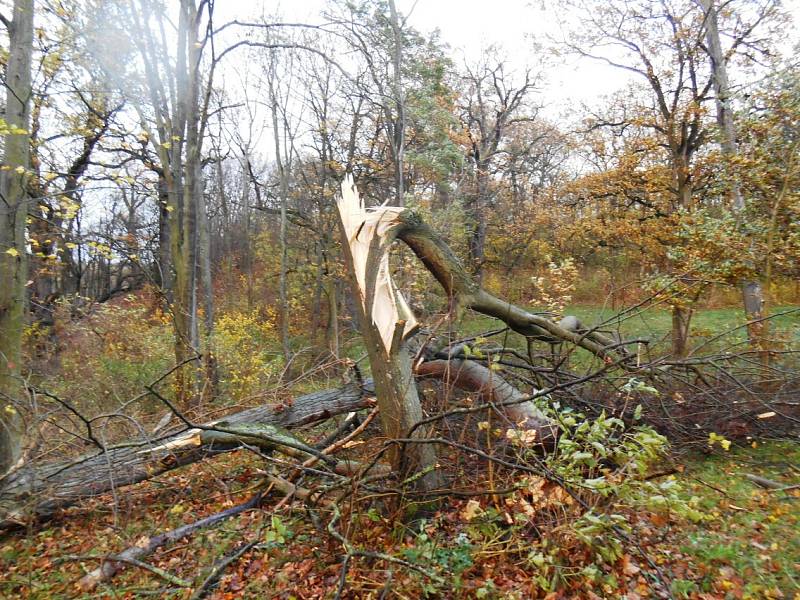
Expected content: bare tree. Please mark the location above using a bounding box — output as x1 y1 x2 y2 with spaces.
458 52 539 281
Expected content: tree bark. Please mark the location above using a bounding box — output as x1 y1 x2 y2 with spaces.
0 0 34 477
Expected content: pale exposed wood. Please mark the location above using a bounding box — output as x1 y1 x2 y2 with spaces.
337 175 417 352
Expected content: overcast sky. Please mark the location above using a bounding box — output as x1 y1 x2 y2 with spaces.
212 0 800 158
221 0 800 121
216 0 633 121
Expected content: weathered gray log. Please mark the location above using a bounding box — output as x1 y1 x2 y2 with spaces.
416 359 558 449
0 381 374 528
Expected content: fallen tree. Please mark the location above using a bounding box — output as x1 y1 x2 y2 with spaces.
333 177 629 496
0 380 374 529
1 176 636 530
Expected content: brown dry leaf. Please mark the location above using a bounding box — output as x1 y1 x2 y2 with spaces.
461 499 482 522
621 554 641 576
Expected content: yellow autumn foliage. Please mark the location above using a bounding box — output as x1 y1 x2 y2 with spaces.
215 307 283 400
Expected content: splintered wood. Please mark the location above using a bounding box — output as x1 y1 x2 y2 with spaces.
337 175 417 353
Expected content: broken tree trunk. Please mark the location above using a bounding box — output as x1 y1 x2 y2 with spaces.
336 176 442 494
0 381 374 529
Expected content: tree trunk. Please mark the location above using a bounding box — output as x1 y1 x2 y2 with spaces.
169 0 203 406
671 306 692 359
699 0 765 351
268 57 293 375
336 177 441 495
467 168 490 282
0 0 34 476
327 277 340 359
198 175 218 401
156 174 173 300
240 154 254 310
387 0 405 207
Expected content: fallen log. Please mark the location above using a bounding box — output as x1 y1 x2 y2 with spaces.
0 381 375 529
394 212 628 360
416 359 558 449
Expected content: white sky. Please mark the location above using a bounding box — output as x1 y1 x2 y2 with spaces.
214 0 800 155
221 0 632 119
222 0 800 121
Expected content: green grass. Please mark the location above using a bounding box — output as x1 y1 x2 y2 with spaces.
673 441 800 598
460 304 800 357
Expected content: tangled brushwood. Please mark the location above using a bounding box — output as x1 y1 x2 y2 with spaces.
0 179 797 598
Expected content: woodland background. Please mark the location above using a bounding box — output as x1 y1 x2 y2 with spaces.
0 0 799 598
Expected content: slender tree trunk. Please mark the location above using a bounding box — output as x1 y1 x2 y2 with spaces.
311 241 324 339
669 169 694 358
468 167 490 283
239 155 254 310
156 174 173 301
387 0 405 206
268 61 292 374
699 0 766 352
198 175 218 401
0 0 34 476
326 276 339 359
671 306 692 359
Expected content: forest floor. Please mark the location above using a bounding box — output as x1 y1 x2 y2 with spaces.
2 302 798 598
1 440 797 599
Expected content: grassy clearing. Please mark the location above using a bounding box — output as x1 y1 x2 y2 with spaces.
463 304 800 347
667 441 800 599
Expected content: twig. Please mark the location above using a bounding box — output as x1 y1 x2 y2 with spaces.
745 473 800 492
58 554 191 588
333 553 351 600
189 536 261 599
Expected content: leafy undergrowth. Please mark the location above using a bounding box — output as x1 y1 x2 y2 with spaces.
1 441 798 599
